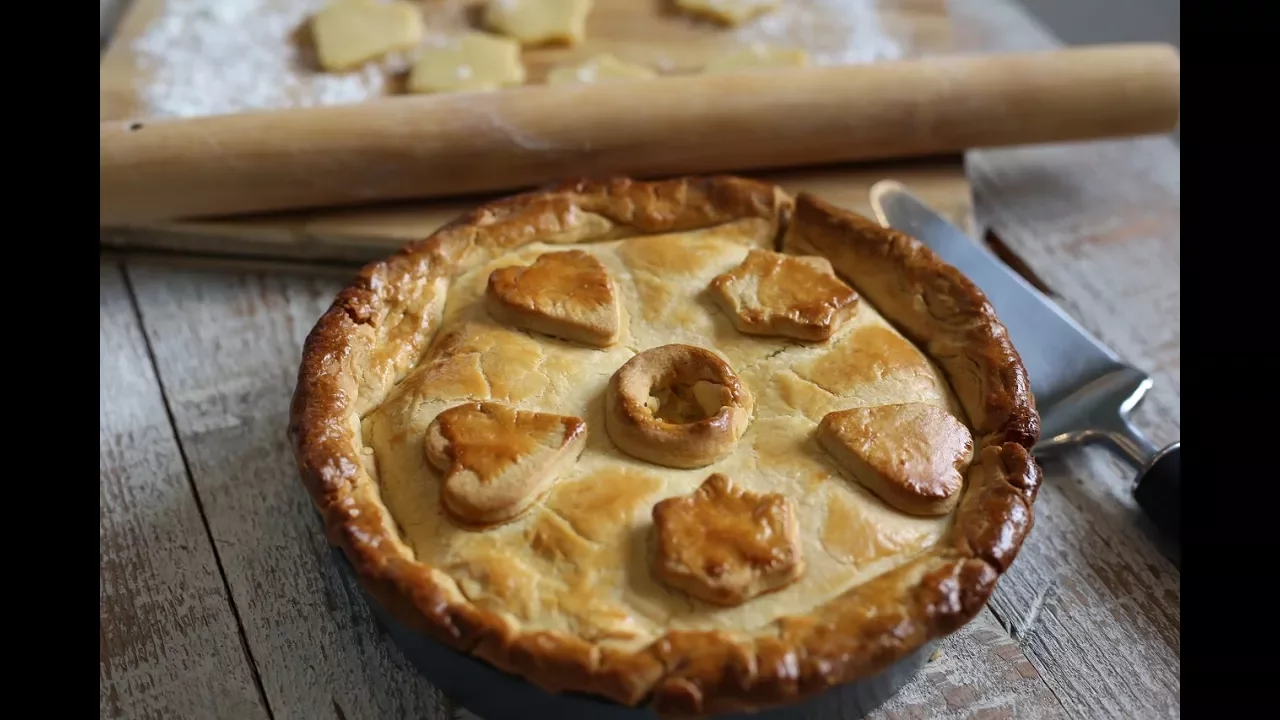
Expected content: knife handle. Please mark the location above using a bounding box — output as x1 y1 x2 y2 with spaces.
1133 442 1180 543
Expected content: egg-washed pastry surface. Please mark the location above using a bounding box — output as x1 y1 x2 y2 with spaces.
365 216 964 640
290 176 1041 716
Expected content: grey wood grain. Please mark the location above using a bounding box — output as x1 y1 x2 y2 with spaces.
968 139 1181 719
949 3 1182 718
100 262 271 720
872 611 1068 719
123 265 455 720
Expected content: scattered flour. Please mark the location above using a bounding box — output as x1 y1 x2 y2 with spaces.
132 0 387 117
130 0 905 118
733 0 904 66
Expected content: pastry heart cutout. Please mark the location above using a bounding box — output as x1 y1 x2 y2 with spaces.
486 250 621 347
818 403 974 516
425 402 588 528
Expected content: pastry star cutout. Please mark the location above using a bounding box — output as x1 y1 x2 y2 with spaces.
483 0 594 47
426 402 587 528
710 249 860 341
310 0 424 72
651 473 804 606
486 250 622 347
818 403 974 516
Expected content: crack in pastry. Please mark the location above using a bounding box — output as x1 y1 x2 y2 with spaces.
425 401 587 528
544 468 666 544
795 324 944 404
605 344 753 469
486 250 622 348
710 249 860 342
652 473 804 607
483 0 594 47
821 490 941 568
818 403 974 516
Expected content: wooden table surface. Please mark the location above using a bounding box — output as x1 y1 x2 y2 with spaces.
98 1 1181 718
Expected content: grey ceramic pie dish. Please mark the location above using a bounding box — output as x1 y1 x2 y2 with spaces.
331 548 933 720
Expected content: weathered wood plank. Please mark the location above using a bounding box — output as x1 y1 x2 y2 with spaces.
872 610 1067 720
967 138 1181 719
945 3 1182 718
100 261 271 720
124 264 453 720
972 139 1180 443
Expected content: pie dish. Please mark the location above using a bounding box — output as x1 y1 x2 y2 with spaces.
289 176 1041 717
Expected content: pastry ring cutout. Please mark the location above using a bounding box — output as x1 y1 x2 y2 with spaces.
605 344 754 469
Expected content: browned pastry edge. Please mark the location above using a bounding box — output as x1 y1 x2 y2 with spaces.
287 176 1041 718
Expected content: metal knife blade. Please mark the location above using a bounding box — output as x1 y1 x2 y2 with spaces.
868 181 1180 548
869 181 1126 407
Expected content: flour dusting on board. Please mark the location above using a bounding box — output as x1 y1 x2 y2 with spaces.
132 0 386 117
735 0 903 65
130 0 906 118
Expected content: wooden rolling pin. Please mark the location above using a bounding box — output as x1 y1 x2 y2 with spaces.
100 43 1179 225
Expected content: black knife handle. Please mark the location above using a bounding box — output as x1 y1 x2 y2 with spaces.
1133 442 1179 542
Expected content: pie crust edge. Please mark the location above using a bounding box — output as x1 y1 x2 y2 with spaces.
287 176 1042 717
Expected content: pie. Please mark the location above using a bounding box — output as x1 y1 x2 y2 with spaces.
289 176 1041 716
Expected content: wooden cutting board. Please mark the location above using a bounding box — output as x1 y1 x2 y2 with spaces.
100 0 974 269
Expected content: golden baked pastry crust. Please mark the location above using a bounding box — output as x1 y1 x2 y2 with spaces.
485 249 622 347
606 344 755 469
652 473 805 607
818 403 974 517
289 176 1041 716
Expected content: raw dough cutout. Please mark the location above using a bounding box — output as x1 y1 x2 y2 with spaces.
407 32 526 94
483 0 594 47
310 0 424 72
675 0 780 27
